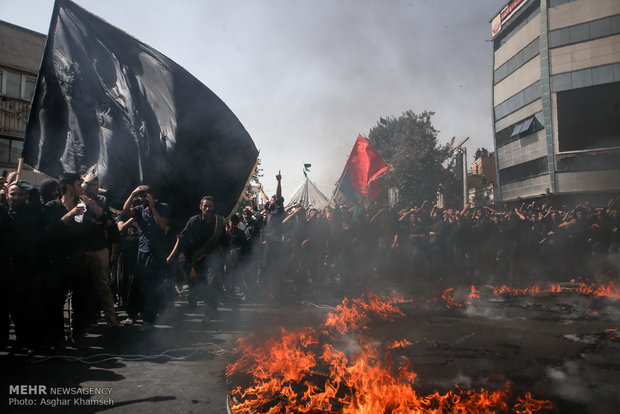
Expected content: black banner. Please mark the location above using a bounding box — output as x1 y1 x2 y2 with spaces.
23 0 258 218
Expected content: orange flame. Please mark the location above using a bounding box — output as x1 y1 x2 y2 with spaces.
227 294 554 413
388 339 413 349
324 292 406 334
441 288 462 309
440 281 619 308
469 285 481 299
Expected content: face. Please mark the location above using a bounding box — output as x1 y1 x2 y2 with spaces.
7 185 27 208
200 199 214 217
83 179 99 197
66 179 83 197
49 185 60 201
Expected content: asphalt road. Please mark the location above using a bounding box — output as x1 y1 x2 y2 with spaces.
3 280 620 414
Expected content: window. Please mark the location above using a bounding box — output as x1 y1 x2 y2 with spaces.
0 137 24 164
557 81 620 152
0 139 10 164
0 69 37 100
549 14 620 49
24 77 36 100
496 111 545 148
499 156 548 184
6 72 22 98
569 22 590 43
494 80 541 120
552 63 620 92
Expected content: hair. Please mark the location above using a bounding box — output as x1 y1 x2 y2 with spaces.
40 178 59 203
59 172 81 195
230 213 240 223
201 196 214 204
8 180 32 192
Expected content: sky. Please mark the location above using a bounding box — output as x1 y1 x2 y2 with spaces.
2 0 508 198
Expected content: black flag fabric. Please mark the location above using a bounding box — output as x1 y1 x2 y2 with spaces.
23 0 258 218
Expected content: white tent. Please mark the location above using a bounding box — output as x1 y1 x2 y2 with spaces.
285 176 330 210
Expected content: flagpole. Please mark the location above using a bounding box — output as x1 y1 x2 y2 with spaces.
16 157 24 181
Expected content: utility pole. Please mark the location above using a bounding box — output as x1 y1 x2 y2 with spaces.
454 137 469 209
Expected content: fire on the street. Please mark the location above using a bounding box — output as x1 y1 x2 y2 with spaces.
440 280 620 308
226 293 554 413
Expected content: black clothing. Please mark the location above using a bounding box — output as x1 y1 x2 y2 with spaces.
133 202 171 258
43 199 95 340
177 214 229 256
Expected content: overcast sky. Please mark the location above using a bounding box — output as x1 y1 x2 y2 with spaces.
2 0 507 198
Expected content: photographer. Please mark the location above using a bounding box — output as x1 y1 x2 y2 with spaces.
121 185 170 332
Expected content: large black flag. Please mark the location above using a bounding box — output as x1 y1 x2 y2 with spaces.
23 0 258 218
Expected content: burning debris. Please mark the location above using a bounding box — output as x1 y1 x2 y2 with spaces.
439 280 620 309
226 293 554 413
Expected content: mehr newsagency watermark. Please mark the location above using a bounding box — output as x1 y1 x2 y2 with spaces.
8 385 114 408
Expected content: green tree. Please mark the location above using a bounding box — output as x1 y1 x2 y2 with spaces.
235 157 262 212
368 111 455 205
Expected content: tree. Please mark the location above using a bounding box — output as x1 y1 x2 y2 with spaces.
235 157 263 212
367 111 455 206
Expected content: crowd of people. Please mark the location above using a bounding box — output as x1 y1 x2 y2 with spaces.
1 170 619 355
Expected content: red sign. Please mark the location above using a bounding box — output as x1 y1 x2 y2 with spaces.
492 0 530 38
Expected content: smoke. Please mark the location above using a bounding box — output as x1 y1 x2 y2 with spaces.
547 360 620 412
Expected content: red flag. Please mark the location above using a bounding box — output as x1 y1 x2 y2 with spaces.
337 135 389 201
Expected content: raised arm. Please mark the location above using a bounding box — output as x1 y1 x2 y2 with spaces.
276 171 282 202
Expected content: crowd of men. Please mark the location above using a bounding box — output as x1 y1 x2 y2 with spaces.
1 170 619 355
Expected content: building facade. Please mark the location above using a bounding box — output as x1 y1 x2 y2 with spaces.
0 20 46 183
468 149 497 206
491 0 620 204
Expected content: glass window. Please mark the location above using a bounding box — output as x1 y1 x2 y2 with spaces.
513 90 525 110
511 120 525 137
9 140 23 163
552 73 572 92
5 71 21 98
23 77 36 100
592 65 613 85
0 138 10 163
0 70 3 93
571 68 591 89
523 38 539 62
611 15 620 34
550 0 571 7
494 63 508 84
523 81 540 105
569 22 590 43
549 27 569 48
520 117 535 135
614 63 620 82
590 18 611 38
507 50 524 74
499 156 548 185
534 112 545 127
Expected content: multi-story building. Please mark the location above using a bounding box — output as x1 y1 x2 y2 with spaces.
468 148 497 206
0 20 46 184
491 0 620 204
